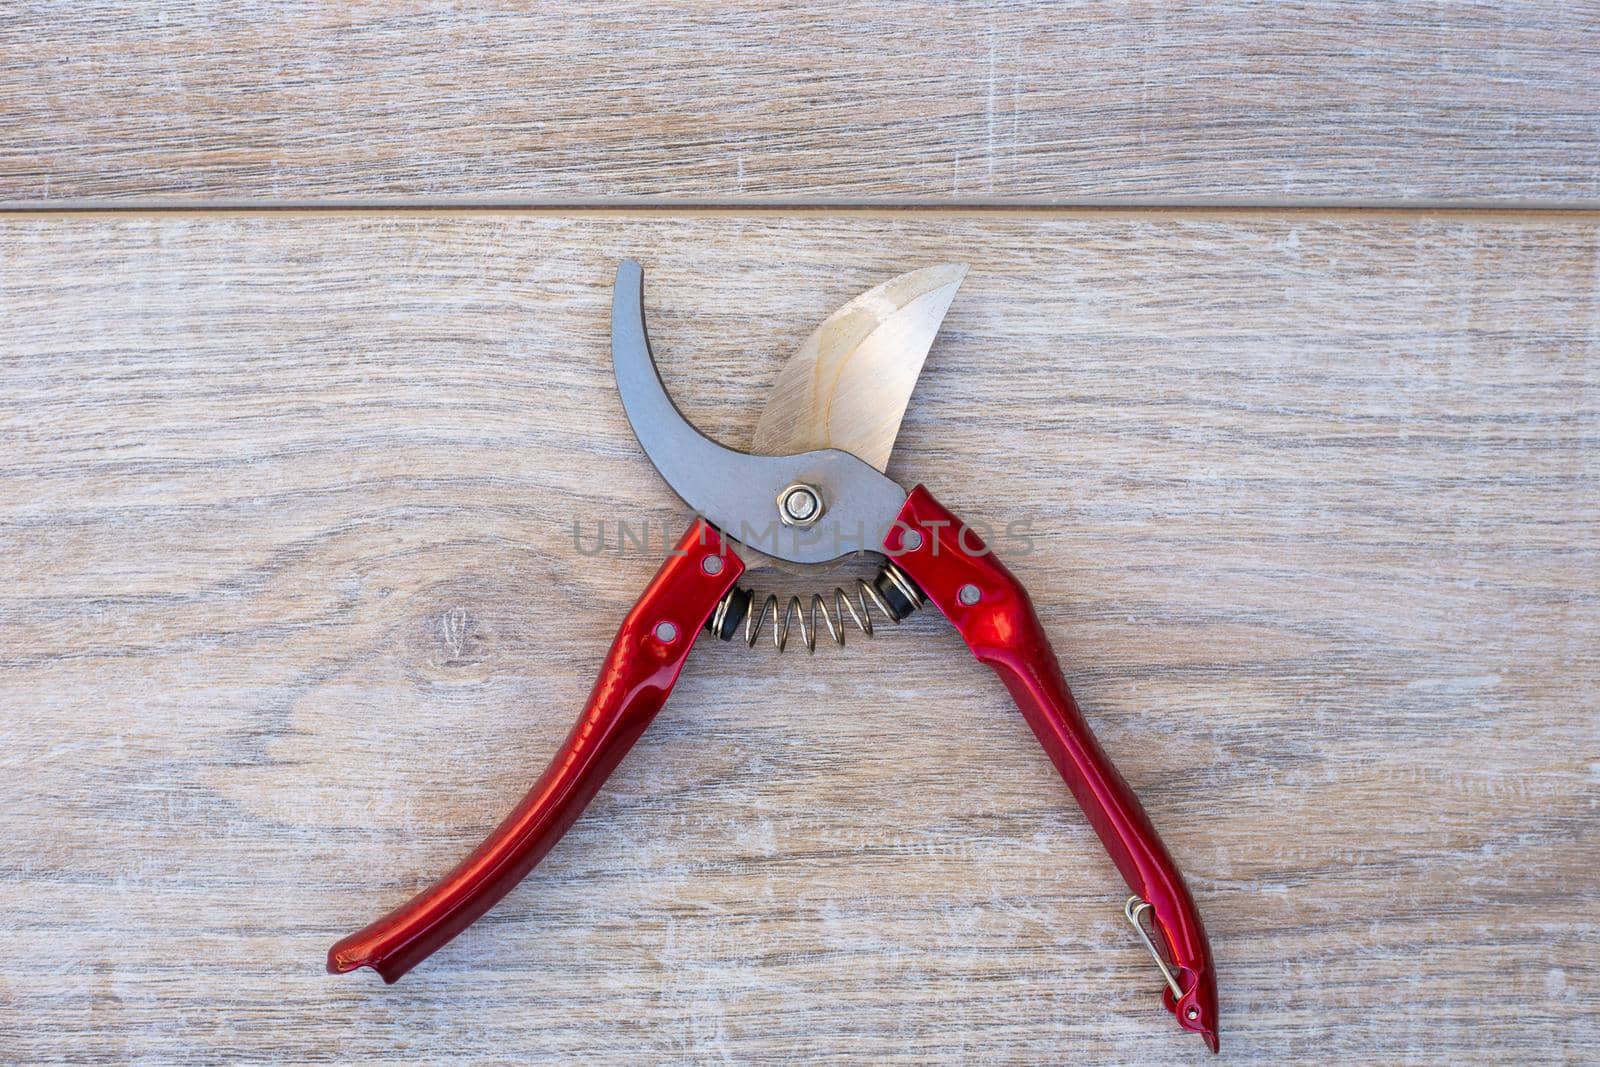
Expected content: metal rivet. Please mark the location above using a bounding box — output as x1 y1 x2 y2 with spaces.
1186 1007 1200 1021
901 529 923 551
777 483 824 527
654 621 678 643
958 583 981 605
701 555 724 576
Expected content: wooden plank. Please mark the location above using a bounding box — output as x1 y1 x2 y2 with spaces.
0 210 1595 1062
4 5 1600 206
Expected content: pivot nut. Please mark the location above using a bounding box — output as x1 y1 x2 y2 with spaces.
777 483 824 527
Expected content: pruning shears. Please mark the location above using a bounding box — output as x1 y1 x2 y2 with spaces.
329 261 1220 1052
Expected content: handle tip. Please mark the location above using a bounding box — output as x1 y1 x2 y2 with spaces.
327 936 405 983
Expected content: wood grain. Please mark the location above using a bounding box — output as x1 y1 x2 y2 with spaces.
1 211 1596 1063
5 4 1600 207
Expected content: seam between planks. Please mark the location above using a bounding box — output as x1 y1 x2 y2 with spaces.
2 204 1599 222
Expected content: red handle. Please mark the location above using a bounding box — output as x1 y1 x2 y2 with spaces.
328 520 743 982
888 486 1218 1051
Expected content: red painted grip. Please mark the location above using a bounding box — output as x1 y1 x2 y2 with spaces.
887 485 1218 1050
328 520 742 982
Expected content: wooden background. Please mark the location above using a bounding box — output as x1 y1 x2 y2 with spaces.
2 6 1597 1066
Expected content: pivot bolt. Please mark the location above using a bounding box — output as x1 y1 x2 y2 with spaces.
777 483 824 527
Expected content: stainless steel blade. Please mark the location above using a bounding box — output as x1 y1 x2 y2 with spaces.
611 260 907 566
751 264 967 470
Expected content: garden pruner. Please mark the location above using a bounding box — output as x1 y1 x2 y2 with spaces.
329 260 1220 1052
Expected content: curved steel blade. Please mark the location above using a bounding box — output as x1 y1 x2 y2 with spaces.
611 260 907 566
751 264 966 469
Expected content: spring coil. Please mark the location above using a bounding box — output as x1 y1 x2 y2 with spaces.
706 563 925 654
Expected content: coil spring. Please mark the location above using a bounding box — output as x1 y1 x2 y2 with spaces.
705 563 926 653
